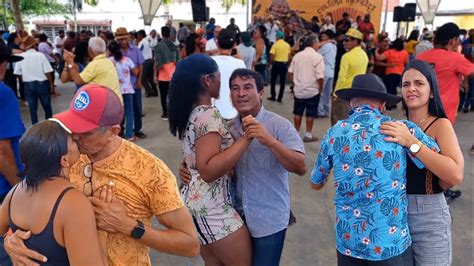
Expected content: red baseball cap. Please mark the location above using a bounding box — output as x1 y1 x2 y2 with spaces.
54 84 124 133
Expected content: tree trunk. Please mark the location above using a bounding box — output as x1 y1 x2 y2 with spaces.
10 0 23 30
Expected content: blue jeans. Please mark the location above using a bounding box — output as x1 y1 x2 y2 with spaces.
24 80 52 124
133 88 142 133
318 77 334 116
461 76 474 111
122 94 134 139
252 228 287 266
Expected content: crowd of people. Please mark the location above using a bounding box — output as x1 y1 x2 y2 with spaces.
0 12 472 266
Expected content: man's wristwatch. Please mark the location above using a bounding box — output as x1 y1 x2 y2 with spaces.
131 220 145 239
409 141 423 154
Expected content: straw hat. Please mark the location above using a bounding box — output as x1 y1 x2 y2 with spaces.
115 27 130 40
345 28 363 40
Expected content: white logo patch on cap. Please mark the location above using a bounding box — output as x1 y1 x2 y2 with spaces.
74 91 90 111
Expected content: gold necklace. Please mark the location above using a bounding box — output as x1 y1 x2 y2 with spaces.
417 116 431 126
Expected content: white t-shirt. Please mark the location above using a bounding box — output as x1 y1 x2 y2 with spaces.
211 55 246 119
109 56 135 94
205 38 218 52
321 24 336 33
14 49 53 82
138 38 153 60
265 22 279 43
53 36 64 55
238 44 256 69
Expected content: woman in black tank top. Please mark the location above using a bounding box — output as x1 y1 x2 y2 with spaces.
380 60 464 265
0 120 105 266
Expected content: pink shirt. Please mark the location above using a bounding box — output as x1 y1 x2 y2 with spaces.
417 48 474 124
288 47 325 99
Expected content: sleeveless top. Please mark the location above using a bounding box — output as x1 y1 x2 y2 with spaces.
406 118 443 194
8 186 73 265
256 42 267 65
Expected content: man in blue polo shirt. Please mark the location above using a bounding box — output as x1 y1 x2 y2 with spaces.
0 38 25 266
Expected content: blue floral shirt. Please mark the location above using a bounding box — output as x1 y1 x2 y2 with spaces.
310 105 440 261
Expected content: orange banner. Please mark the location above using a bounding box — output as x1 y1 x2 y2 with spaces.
252 0 383 35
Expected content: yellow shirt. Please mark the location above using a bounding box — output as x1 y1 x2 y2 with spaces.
270 39 291 63
80 54 122 100
404 40 419 55
70 140 184 266
334 46 369 93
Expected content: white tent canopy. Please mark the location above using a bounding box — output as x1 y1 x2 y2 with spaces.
416 0 442 25
138 0 162 26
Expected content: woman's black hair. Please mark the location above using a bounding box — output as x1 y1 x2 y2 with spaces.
38 33 48 42
105 31 115 42
20 120 70 191
257 25 267 38
74 41 88 65
402 60 447 119
107 40 122 62
168 54 219 139
7 32 16 45
392 38 404 51
185 33 197 57
408 29 420 41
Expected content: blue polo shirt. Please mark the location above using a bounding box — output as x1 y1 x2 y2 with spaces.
0 82 25 197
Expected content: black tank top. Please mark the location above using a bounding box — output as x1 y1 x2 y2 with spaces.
406 118 443 194
8 186 73 265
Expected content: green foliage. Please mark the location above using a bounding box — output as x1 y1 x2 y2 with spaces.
19 0 68 15
221 0 246 11
84 0 97 5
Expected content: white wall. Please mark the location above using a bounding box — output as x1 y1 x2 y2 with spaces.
28 0 248 33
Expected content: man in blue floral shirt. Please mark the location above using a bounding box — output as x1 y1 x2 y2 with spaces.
310 74 440 265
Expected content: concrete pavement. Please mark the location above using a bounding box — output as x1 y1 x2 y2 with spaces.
19 82 473 266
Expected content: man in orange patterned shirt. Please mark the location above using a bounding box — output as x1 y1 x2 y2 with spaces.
3 85 199 265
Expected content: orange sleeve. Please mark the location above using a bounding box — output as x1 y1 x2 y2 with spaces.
144 159 184 216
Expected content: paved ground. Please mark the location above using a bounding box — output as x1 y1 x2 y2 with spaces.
20 81 473 265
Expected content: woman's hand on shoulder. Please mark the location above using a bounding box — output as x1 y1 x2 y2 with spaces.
380 121 417 147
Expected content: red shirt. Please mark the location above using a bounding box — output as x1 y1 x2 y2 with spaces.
158 62 176 82
417 48 474 124
384 49 409 75
358 22 374 42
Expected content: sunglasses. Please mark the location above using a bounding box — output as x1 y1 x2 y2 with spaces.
83 163 117 197
343 38 353 42
83 163 94 197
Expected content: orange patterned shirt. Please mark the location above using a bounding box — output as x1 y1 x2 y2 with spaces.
69 140 184 266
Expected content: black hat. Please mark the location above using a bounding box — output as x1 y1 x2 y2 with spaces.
435 22 460 43
336 74 402 105
0 39 22 63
